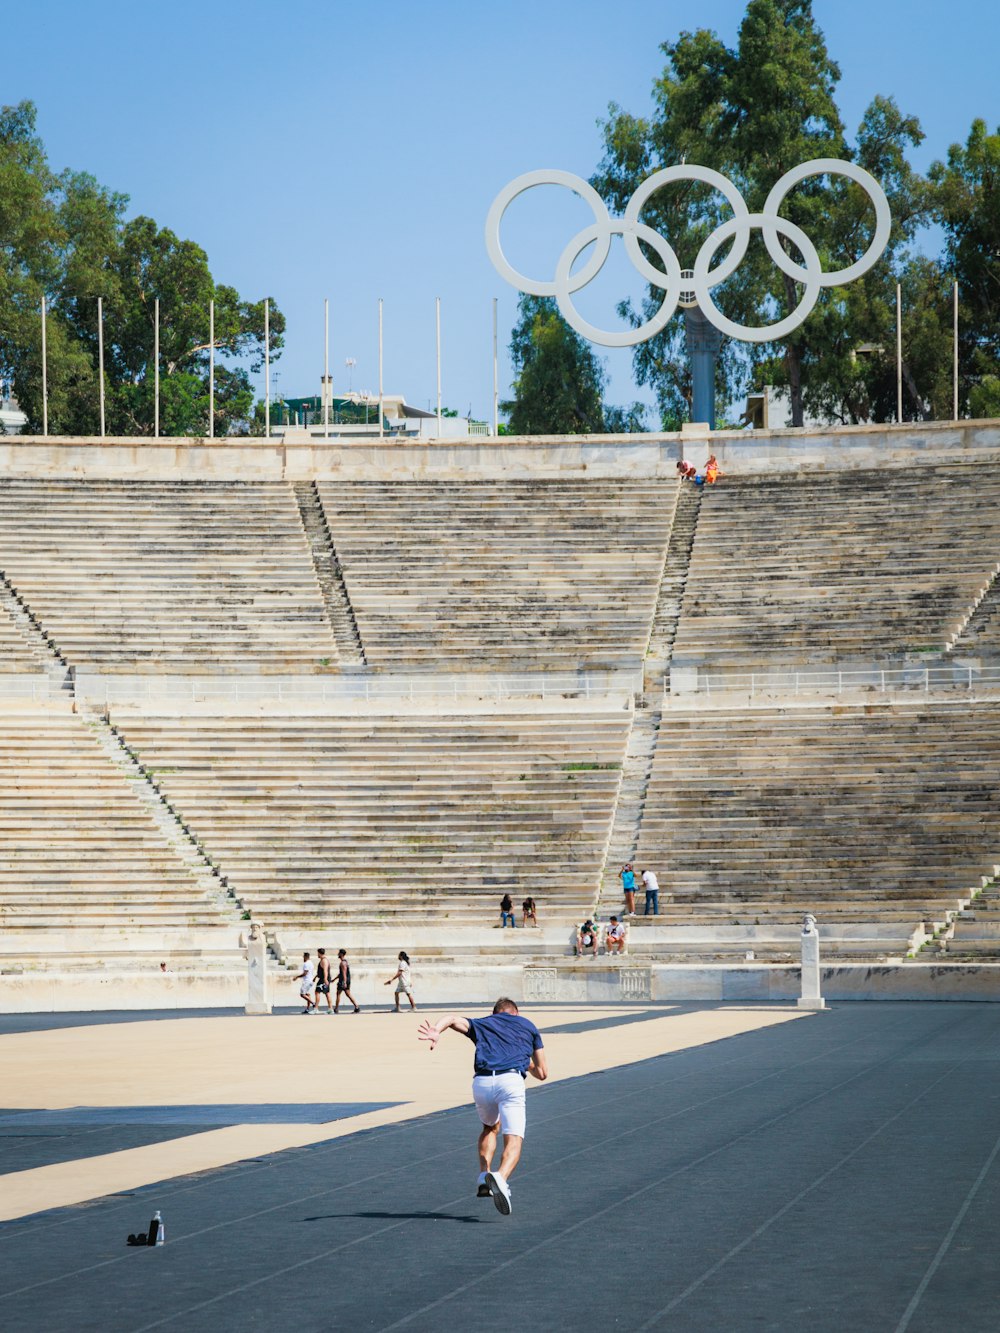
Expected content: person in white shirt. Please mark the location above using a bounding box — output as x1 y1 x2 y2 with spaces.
641 869 660 916
384 950 416 1011
292 952 316 1013
605 915 626 954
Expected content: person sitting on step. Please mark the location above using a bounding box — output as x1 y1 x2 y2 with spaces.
605 916 627 955
576 920 599 957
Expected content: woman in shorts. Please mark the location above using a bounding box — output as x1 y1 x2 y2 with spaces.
384 951 416 1011
521 896 538 928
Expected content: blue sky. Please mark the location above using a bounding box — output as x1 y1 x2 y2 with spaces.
6 0 998 422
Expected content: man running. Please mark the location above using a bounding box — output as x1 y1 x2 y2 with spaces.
417 997 547 1216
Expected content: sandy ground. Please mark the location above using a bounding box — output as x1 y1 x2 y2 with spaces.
0 1002 804 1220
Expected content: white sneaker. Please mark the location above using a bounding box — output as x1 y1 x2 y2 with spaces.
485 1171 512 1216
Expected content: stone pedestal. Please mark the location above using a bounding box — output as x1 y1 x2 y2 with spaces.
242 921 271 1015
798 913 826 1010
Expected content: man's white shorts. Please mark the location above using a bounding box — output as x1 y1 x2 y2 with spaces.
472 1072 527 1138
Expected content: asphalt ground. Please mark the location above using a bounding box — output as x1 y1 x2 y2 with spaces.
2 1002 1000 1331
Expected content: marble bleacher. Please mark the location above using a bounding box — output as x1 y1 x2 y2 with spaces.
0 480 337 674
116 711 630 944
317 479 676 670
672 465 1000 677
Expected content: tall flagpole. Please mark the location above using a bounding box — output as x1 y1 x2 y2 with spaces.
208 299 215 439
378 297 384 439
901 282 906 423
953 280 959 422
154 297 160 438
97 296 106 438
492 297 498 437
436 297 442 436
41 297 49 437
324 297 330 438
264 298 270 439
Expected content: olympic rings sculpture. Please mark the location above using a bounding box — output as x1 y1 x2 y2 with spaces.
485 159 891 346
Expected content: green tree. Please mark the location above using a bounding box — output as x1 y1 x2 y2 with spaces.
593 0 931 426
504 295 607 434
0 100 284 436
930 118 1000 418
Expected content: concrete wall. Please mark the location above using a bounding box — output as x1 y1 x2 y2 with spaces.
2 419 999 481
3 961 1000 1012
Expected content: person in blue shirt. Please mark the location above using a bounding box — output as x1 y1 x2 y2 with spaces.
620 862 636 916
418 997 547 1216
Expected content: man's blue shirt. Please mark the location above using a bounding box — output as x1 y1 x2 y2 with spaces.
465 1013 543 1074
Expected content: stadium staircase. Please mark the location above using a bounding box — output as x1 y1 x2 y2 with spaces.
293 482 367 666
946 564 1000 656
645 482 701 688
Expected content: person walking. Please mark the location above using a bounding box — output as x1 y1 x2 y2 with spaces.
620 862 636 916
334 948 360 1013
642 867 660 916
292 952 315 1013
384 951 416 1011
418 998 547 1216
314 948 333 1013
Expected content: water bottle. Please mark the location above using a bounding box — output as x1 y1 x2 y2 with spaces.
151 1210 165 1246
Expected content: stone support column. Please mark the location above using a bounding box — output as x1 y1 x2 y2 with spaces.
683 304 724 430
242 920 271 1015
798 913 826 1010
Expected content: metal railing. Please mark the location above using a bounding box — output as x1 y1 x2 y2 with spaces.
677 664 1000 700
76 669 643 709
0 676 50 702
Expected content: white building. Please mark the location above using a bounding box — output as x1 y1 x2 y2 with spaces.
268 384 489 442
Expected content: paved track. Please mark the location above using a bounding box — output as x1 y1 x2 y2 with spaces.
2 1002 999 1330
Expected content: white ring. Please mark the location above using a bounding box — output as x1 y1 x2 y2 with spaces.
622 164 750 285
484 169 611 299
485 161 890 346
762 158 892 288
554 220 682 349
693 213 822 343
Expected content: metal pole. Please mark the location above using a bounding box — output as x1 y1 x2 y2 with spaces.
208 299 214 439
324 297 330 439
895 282 903 424
492 297 498 436
953 279 959 422
435 296 442 436
378 297 384 439
97 295 105 438
154 297 160 438
264 298 270 439
40 296 48 436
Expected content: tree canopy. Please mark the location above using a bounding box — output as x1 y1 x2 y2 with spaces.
0 101 284 436
588 0 996 427
503 295 647 434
